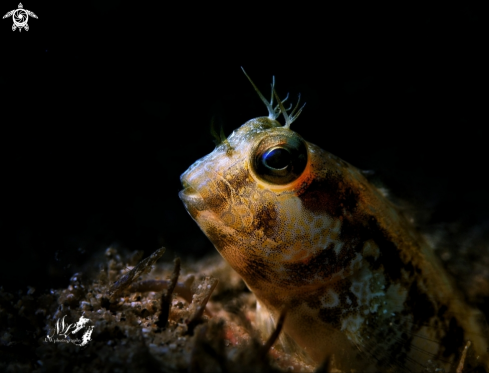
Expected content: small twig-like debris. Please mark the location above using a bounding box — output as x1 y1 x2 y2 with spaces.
186 305 206 336
314 356 331 373
186 277 219 335
156 258 180 329
129 277 215 317
189 322 227 373
189 325 207 373
456 340 471 373
259 307 287 358
129 276 194 303
109 247 165 300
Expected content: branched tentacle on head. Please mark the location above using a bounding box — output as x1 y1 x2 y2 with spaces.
241 67 306 128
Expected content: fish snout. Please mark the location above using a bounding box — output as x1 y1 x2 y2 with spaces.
179 169 209 214
178 186 207 214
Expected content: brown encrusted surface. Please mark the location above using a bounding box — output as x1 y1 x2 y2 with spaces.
0 248 313 373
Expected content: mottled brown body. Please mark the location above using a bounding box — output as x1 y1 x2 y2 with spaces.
179 84 489 372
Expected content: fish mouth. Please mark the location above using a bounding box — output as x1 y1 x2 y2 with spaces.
179 180 207 212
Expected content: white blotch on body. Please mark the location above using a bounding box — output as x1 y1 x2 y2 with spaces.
341 314 364 335
320 289 340 308
350 266 386 313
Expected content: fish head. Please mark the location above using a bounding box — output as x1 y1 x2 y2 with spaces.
179 115 367 302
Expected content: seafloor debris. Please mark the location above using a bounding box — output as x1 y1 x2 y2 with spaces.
1 247 311 372
157 257 181 329
109 247 166 300
2 244 485 372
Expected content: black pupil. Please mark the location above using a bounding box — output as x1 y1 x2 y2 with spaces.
263 148 290 169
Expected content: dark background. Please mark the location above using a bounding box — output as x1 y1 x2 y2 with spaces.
1 2 486 293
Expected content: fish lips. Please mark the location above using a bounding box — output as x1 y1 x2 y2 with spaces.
179 183 208 217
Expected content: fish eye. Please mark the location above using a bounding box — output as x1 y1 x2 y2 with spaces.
252 136 307 184
263 147 291 171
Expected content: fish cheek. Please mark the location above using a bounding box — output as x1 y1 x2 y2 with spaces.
199 166 260 253
253 201 278 238
218 167 257 232
200 179 231 215
203 221 236 256
203 216 276 288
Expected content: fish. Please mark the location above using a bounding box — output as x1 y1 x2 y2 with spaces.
179 70 489 372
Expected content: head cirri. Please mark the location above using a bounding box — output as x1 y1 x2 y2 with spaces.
179 69 489 372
